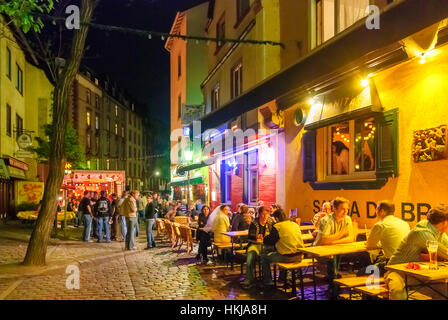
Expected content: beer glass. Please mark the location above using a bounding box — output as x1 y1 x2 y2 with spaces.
426 240 438 270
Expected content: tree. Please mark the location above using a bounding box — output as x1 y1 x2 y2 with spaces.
0 0 100 266
32 123 86 169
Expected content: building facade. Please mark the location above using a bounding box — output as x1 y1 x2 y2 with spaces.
197 0 448 230
166 2 209 202
1 18 54 217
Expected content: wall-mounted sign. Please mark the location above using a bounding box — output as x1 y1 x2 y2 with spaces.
6 157 29 171
412 124 447 162
16 133 33 149
17 181 44 204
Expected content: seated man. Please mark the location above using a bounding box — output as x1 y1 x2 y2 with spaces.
314 197 357 281
241 206 276 289
366 201 410 274
261 209 304 287
386 205 448 300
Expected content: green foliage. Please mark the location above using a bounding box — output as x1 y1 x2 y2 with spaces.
0 0 54 33
32 123 86 169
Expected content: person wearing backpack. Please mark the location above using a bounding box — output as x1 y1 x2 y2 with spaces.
94 190 112 243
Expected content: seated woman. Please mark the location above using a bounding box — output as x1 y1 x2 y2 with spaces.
241 206 276 289
196 205 212 264
231 205 252 231
211 205 231 244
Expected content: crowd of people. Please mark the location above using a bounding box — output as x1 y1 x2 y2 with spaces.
66 191 448 300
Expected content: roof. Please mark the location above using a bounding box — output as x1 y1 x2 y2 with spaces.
164 11 186 52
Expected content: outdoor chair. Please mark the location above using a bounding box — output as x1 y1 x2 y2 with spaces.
174 216 189 225
273 259 314 300
177 225 194 254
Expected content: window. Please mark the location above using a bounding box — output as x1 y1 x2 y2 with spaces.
87 133 91 149
225 174 232 203
16 115 23 136
302 109 398 189
107 117 110 132
216 16 225 51
178 55 182 77
115 105 118 117
86 111 91 127
129 146 132 157
178 95 182 119
87 160 91 169
6 105 12 137
231 62 243 99
315 0 369 47
114 123 118 135
95 115 99 130
95 136 99 152
86 89 91 104
95 95 99 108
106 159 110 170
122 126 125 138
178 137 182 162
236 0 250 22
6 48 11 79
16 64 23 94
211 84 220 111
243 150 258 204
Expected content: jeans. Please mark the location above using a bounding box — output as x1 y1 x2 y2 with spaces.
146 219 155 248
75 212 83 227
97 216 111 242
83 214 92 241
138 210 145 225
120 216 127 240
125 217 138 250
261 251 303 285
92 217 98 238
246 244 262 283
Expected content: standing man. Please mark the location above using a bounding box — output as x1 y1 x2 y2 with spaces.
366 201 410 274
152 192 162 220
137 192 147 231
122 190 140 250
94 190 112 243
79 191 93 242
110 193 120 241
145 194 156 249
91 191 99 239
118 191 129 241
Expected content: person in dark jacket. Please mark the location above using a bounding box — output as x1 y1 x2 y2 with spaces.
94 190 112 243
110 193 120 241
241 206 276 288
145 195 156 249
231 205 252 231
196 205 212 264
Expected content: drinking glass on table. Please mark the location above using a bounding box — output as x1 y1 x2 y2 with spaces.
426 240 438 270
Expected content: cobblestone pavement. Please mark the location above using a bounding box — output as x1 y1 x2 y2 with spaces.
0 222 331 300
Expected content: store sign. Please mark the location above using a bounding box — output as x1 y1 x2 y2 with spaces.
313 200 436 223
8 166 26 179
8 157 29 171
17 181 44 204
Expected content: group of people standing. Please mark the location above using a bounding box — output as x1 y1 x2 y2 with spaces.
76 190 164 251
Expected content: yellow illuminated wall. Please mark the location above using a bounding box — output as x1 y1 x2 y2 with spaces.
284 43 448 228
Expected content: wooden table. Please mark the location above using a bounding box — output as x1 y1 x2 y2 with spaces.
222 231 249 270
300 225 316 231
298 241 369 300
386 262 448 299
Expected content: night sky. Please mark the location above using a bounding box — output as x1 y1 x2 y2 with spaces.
84 0 209 125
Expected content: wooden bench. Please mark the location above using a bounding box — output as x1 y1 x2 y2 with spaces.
334 276 384 300
353 284 389 300
274 259 314 299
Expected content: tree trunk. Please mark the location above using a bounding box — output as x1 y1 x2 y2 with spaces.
23 0 98 266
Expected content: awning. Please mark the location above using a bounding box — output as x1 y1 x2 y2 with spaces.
169 177 204 187
304 83 382 130
195 0 448 134
176 162 210 175
0 160 9 179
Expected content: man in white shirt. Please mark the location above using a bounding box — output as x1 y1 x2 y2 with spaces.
366 200 410 273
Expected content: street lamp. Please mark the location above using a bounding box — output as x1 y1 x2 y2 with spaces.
155 171 160 176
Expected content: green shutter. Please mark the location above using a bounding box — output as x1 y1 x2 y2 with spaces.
376 109 398 178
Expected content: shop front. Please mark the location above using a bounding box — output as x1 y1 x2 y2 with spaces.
62 170 126 200
283 24 448 228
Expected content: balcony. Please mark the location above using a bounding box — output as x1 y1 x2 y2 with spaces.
181 104 205 125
